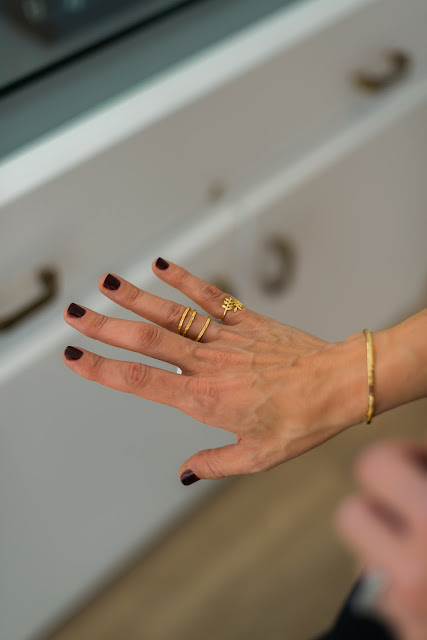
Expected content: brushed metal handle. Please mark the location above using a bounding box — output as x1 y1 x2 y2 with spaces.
260 237 296 295
0 267 59 331
354 50 412 93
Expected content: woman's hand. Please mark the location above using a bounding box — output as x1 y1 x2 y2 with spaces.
335 438 427 640
63 258 368 484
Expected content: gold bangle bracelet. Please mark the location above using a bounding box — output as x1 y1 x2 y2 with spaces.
177 307 191 334
182 309 197 337
363 329 375 424
195 316 211 342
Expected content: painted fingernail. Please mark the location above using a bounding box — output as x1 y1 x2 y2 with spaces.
155 257 169 270
67 303 86 318
103 274 121 290
64 346 83 360
180 470 200 486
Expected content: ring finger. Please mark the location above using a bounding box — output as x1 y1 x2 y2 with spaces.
64 303 200 373
98 272 222 342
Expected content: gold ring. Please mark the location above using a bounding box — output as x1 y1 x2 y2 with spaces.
177 307 191 334
181 309 197 337
195 316 211 342
220 296 244 321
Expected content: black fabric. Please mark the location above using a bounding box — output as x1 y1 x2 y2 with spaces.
313 580 397 640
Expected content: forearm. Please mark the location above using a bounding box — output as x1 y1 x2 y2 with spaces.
373 308 427 413
337 309 427 426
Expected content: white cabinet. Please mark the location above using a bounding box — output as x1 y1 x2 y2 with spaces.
236 98 427 343
2 0 427 639
0 215 237 640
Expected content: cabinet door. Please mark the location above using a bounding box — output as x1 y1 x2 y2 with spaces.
0 218 236 640
239 99 427 342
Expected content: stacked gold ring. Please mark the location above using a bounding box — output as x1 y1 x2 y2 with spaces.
177 307 211 342
177 296 244 341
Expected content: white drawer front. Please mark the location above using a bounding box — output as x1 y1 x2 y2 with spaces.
2 0 427 351
0 215 237 640
242 98 427 342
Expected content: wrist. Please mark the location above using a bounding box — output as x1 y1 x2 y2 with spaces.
333 309 427 428
373 310 427 413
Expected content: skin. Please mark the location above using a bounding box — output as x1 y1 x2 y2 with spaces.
62 258 368 479
335 438 427 640
63 258 427 636
62 259 427 481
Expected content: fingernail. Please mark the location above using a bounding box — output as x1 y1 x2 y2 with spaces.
155 257 169 270
64 346 83 360
67 303 86 318
180 470 200 486
103 274 121 290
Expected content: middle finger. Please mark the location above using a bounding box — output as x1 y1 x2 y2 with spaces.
98 272 223 341
64 303 200 372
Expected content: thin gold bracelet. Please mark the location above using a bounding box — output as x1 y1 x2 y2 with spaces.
363 329 375 424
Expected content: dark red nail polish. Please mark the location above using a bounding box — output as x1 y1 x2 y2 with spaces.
180 470 200 485
155 257 169 270
103 274 120 290
64 346 83 360
67 303 86 318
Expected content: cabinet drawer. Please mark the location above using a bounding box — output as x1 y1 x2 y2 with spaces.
240 96 427 342
0 213 237 640
2 0 427 351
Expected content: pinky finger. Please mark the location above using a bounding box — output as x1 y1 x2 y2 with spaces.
62 345 187 409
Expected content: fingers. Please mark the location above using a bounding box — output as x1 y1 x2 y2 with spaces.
152 257 251 326
335 438 427 620
178 440 258 484
354 440 427 537
335 495 406 574
98 272 221 342
62 345 188 408
64 302 198 373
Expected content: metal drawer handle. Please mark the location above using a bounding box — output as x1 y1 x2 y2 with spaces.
260 237 296 295
0 267 59 332
354 50 412 93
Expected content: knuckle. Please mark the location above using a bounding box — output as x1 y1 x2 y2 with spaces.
164 303 185 330
199 281 222 302
201 449 226 480
189 377 219 413
126 285 144 306
136 322 163 348
89 354 105 382
175 267 192 285
125 362 149 389
193 345 238 370
90 313 109 336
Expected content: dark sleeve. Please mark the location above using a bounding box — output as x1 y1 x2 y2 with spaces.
312 580 397 640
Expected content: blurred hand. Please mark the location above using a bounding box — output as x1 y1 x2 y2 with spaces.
63 259 367 483
335 438 427 640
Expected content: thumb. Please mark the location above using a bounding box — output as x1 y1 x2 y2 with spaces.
179 442 254 485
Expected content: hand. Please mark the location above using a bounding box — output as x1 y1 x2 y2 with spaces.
335 438 427 640
62 258 367 484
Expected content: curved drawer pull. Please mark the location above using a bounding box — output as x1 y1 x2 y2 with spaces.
260 237 296 296
0 267 59 332
354 50 412 93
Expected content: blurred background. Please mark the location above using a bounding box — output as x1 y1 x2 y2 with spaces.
1 1 427 639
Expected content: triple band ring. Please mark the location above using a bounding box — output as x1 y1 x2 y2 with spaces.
177 296 244 341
